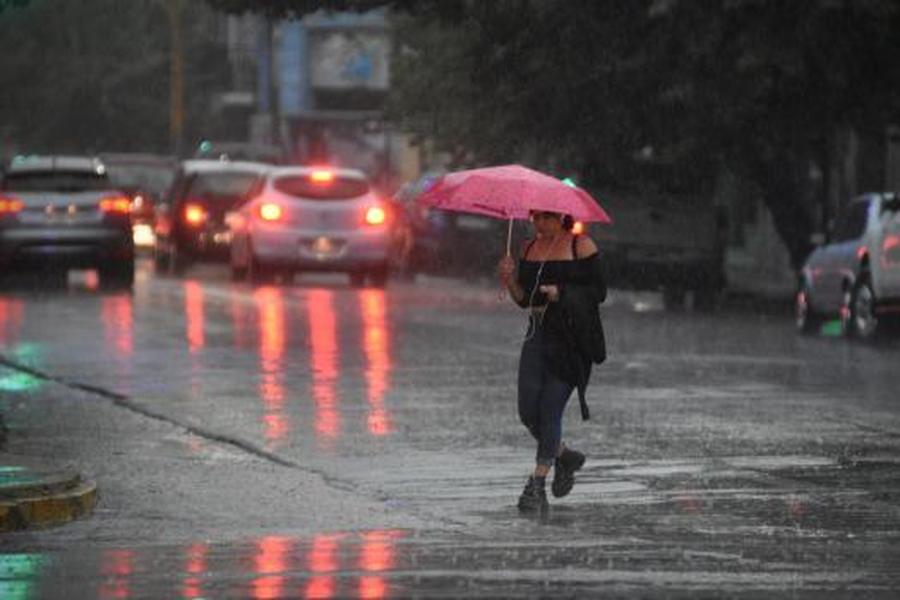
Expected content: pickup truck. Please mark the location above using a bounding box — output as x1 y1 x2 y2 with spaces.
796 192 900 339
593 187 726 310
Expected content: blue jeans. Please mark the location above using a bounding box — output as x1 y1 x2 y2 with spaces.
518 320 575 466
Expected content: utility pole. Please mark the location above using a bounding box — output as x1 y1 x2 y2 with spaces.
168 0 185 157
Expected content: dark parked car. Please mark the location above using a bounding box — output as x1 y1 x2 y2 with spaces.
153 159 269 274
0 155 134 287
100 152 177 250
392 173 508 280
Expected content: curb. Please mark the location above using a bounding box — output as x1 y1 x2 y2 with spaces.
0 455 98 532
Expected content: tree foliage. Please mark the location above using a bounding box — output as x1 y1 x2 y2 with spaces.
0 0 229 155
386 0 900 267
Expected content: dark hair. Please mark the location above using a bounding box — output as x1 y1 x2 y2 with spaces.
561 214 574 231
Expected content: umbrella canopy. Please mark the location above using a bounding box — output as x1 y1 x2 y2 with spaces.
417 164 612 223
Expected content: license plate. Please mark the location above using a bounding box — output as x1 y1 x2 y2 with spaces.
308 236 344 259
313 236 334 254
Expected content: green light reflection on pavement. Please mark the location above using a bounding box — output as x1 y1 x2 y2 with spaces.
0 372 42 393
0 342 44 392
12 343 42 364
0 554 47 600
821 320 843 337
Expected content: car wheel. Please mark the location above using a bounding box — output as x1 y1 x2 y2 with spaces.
849 274 880 340
230 262 247 282
100 260 135 290
795 281 823 335
348 271 366 288
693 285 718 312
369 264 389 288
170 245 189 276
248 253 272 285
153 246 170 272
662 287 686 310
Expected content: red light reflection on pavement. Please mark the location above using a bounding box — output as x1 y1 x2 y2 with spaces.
252 536 293 600
305 534 341 599
307 290 340 442
102 295 134 356
358 530 401 600
787 495 807 521
677 494 702 515
231 293 250 349
184 282 205 352
182 542 208 599
256 288 289 445
359 290 392 436
0 297 24 346
99 549 133 600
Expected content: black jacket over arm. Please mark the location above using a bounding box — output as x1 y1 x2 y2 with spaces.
517 252 607 420
557 253 607 420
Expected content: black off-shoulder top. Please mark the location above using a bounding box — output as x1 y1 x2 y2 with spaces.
516 254 606 308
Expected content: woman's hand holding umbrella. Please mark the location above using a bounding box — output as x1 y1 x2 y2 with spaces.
497 254 526 304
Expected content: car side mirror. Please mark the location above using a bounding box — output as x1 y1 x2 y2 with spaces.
809 232 826 246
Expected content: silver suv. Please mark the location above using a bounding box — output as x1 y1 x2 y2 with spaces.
796 192 900 338
0 155 134 288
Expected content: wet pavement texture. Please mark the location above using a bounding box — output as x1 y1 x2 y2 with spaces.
1 261 900 597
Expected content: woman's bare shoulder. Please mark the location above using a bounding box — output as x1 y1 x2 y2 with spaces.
575 234 598 256
519 238 537 259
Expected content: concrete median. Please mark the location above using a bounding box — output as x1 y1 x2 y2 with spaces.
0 454 97 532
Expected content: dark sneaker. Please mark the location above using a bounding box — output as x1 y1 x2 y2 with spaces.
552 448 585 498
517 476 548 513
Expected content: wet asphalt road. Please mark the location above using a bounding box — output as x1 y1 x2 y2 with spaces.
1 259 900 598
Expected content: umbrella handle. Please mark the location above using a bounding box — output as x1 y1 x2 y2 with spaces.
506 218 513 256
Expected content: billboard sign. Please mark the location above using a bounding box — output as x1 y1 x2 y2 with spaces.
309 30 389 91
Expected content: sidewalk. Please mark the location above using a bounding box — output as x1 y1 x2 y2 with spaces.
0 452 98 532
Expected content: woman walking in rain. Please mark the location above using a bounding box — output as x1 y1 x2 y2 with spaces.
497 211 607 513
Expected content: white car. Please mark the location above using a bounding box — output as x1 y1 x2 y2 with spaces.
228 166 393 286
796 192 900 338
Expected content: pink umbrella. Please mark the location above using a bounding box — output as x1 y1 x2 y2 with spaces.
417 164 612 254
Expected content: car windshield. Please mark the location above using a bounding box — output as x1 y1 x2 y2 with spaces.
106 164 174 196
2 170 109 192
188 172 260 201
274 175 369 200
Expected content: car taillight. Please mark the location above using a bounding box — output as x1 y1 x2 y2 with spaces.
99 195 132 214
364 205 387 226
0 195 24 214
309 169 335 184
259 203 283 222
183 202 207 226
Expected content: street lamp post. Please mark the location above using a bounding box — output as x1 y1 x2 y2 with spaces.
168 0 184 157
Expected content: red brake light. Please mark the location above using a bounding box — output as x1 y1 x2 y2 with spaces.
309 169 335 184
259 203 283 221
365 205 387 226
99 195 132 214
0 195 24 214
183 202 207 226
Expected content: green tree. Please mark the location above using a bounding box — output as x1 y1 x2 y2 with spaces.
0 0 230 156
